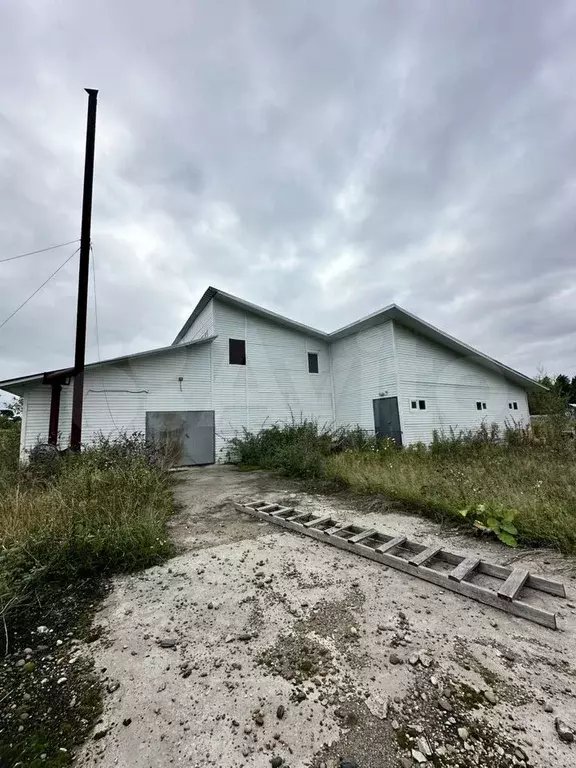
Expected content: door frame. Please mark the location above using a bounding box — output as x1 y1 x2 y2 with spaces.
372 396 403 447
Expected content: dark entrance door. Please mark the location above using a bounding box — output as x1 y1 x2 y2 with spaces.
373 397 402 447
146 411 215 466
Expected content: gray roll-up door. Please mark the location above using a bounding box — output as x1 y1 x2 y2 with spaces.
146 411 215 466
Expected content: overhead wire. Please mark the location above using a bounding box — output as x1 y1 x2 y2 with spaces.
0 239 80 264
0 246 80 333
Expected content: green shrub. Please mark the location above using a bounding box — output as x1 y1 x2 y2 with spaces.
228 420 398 476
227 419 335 478
458 503 519 547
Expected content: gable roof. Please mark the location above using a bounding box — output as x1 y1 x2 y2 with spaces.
331 304 544 391
0 335 216 394
172 286 328 344
174 287 544 392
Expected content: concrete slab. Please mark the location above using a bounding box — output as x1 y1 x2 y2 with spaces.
79 466 576 768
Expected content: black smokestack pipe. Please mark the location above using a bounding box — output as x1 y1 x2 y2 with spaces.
71 88 98 451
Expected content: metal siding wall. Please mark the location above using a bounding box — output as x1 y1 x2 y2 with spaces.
179 300 214 343
20 385 52 453
212 300 333 459
394 323 530 445
331 322 397 432
14 345 213 454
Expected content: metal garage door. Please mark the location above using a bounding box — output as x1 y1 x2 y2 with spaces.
145 411 215 466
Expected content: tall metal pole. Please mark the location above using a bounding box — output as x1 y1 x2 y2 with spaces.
71 88 98 451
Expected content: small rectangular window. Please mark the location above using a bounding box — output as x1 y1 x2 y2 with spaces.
509 401 518 410
410 400 418 410
307 352 319 374
229 339 246 365
476 401 487 411
513 402 518 410
418 400 426 410
482 402 487 410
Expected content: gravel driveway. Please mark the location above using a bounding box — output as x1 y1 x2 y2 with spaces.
80 465 576 768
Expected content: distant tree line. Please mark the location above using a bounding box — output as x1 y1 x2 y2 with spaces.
528 374 576 415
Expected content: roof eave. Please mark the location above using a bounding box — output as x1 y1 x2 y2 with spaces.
0 335 217 393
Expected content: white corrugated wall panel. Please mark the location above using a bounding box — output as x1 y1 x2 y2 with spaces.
331 321 397 431
212 300 334 458
394 323 530 445
18 344 213 455
179 300 214 343
19 384 52 454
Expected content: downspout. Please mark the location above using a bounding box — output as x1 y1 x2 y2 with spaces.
48 383 62 446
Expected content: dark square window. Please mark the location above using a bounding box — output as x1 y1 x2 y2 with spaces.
308 352 319 374
482 402 487 410
229 338 246 365
410 400 417 410
418 400 426 410
513 402 518 410
476 401 482 411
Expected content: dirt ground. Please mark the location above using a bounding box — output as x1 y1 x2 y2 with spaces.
79 466 576 768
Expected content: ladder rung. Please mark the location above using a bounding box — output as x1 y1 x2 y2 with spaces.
498 568 529 601
271 506 294 516
325 524 351 536
449 557 481 582
258 504 279 513
375 535 406 554
290 512 312 522
304 515 333 528
409 544 443 567
349 529 378 544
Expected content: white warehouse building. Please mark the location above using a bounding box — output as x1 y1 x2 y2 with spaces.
0 287 542 464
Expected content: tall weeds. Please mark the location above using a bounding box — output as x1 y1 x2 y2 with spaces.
229 419 576 554
0 431 174 650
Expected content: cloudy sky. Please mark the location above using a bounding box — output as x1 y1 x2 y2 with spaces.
1 0 576 389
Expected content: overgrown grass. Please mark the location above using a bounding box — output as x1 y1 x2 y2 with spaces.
0 414 20 491
228 420 391 478
229 419 576 554
0 427 175 766
0 433 174 638
325 445 576 551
